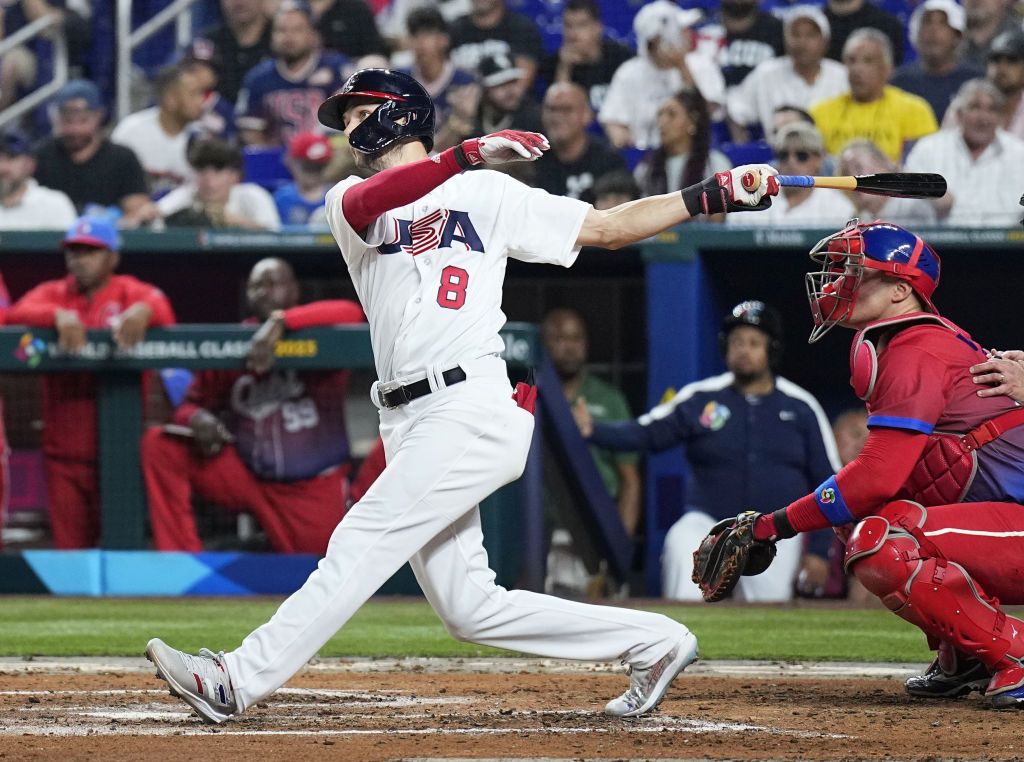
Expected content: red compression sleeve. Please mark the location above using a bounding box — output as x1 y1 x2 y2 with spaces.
283 300 364 329
780 427 929 533
342 148 464 231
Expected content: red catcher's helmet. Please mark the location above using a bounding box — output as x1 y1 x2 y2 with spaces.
805 219 941 343
317 68 435 153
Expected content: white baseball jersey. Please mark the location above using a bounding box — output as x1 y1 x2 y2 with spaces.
324 169 589 381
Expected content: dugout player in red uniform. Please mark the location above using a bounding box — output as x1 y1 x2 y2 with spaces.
738 219 1024 708
141 257 364 555
7 216 175 548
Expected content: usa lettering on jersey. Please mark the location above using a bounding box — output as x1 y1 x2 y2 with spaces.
378 210 485 255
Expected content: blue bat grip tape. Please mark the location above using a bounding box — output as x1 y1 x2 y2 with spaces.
776 175 814 187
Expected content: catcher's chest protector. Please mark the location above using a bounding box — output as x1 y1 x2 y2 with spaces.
851 314 1024 507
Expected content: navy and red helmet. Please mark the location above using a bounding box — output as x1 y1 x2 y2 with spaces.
719 300 784 369
805 219 941 343
317 68 435 153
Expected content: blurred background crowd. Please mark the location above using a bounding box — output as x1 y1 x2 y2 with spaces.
2 0 1024 231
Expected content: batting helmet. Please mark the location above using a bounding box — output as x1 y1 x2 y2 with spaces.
719 300 784 369
805 219 941 343
317 68 435 153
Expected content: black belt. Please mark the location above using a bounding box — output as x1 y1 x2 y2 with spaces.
377 366 467 410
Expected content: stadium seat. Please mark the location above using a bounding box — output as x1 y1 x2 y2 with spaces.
719 141 773 167
243 146 290 190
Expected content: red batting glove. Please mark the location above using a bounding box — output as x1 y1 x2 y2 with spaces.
453 130 550 168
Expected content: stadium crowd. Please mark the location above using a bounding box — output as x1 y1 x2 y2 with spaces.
2 0 1023 230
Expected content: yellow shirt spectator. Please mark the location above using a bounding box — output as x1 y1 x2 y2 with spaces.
810 86 939 162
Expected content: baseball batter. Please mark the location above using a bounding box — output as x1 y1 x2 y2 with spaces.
146 67 777 722
697 220 1024 708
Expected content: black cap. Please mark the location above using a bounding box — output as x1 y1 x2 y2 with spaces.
0 130 33 157
989 30 1024 60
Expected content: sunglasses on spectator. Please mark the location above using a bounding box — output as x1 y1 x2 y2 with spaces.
776 149 816 162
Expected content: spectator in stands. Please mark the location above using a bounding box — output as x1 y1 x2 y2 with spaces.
472 52 542 136
7 215 175 549
533 82 626 204
599 0 725 150
837 139 937 225
824 0 905 65
449 0 544 88
0 0 91 112
309 0 387 59
33 80 159 226
575 300 841 601
543 307 641 597
732 122 856 227
961 0 1022 68
713 0 784 91
727 5 848 143
401 7 479 154
142 257 364 555
194 0 273 103
892 0 982 123
769 104 815 136
274 131 331 226
180 40 238 142
159 139 282 230
0 270 6 549
591 169 639 211
538 0 632 115
0 130 76 230
985 30 1024 140
811 29 938 162
905 78 1024 226
111 64 206 197
634 89 730 204
236 1 349 147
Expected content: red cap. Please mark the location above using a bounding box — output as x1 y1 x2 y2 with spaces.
288 132 333 163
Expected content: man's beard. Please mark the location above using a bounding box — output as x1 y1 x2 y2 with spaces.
60 134 92 153
352 144 406 173
0 177 22 199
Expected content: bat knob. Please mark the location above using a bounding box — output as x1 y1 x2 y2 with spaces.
740 170 761 193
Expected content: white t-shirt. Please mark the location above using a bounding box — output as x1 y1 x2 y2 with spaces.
324 170 589 382
904 128 1024 227
0 179 78 230
727 187 856 227
111 107 195 195
727 56 849 138
157 182 282 231
599 54 726 150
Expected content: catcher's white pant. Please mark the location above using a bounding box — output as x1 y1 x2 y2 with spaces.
661 510 803 602
223 356 688 711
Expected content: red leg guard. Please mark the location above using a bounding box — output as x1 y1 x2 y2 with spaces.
849 518 1024 676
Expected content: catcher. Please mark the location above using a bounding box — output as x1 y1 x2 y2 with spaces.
693 219 1024 709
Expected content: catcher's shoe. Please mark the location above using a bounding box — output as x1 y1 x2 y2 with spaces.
604 631 698 718
905 654 990 699
987 665 1024 710
145 638 237 724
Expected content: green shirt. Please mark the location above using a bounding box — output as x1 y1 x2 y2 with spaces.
573 371 638 497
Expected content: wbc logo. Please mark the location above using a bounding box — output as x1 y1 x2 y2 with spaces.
820 487 837 504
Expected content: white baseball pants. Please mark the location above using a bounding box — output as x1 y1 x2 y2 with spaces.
224 357 689 711
661 509 803 602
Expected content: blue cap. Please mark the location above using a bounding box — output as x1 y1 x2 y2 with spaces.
62 215 121 252
276 0 313 21
54 79 103 111
0 131 32 156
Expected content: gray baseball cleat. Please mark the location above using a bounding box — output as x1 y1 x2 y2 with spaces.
145 637 238 724
604 631 699 718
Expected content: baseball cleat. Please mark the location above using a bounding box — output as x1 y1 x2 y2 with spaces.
604 631 698 718
905 655 991 699
145 637 237 724
987 664 1024 710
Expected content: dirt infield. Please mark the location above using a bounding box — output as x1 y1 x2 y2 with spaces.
0 658 1020 761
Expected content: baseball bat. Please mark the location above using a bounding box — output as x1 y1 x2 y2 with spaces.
739 171 947 199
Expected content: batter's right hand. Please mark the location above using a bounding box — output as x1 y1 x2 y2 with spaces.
189 410 233 458
456 130 549 167
55 309 87 353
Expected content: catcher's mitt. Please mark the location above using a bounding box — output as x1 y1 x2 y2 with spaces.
692 511 777 602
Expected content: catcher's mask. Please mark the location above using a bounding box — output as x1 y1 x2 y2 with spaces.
317 68 435 153
805 218 941 343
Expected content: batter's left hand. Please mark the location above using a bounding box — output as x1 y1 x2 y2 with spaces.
970 353 1024 402
457 130 549 166
682 163 778 216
